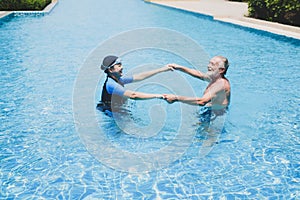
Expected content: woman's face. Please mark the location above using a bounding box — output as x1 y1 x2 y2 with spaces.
109 63 123 79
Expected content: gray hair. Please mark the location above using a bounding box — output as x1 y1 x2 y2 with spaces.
216 55 229 75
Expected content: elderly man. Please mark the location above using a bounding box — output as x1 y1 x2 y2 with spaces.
163 55 230 122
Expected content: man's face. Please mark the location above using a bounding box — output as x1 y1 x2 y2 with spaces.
207 57 222 78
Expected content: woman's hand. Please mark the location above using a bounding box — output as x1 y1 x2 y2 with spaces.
167 63 182 70
160 65 174 72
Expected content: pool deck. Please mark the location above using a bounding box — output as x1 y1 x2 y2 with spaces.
148 0 300 40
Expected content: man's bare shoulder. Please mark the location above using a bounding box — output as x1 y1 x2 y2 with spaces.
211 78 230 91
222 77 230 90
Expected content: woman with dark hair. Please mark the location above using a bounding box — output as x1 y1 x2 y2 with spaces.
97 55 172 113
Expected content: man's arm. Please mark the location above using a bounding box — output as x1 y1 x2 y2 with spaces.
163 79 227 106
132 66 172 82
163 94 211 106
168 63 210 82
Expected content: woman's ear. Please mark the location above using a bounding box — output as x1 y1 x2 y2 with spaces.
107 67 114 73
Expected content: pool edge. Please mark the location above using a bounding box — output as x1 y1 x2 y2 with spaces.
0 0 58 18
147 0 300 41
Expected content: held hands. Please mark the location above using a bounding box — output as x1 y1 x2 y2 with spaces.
161 64 174 72
155 94 178 104
159 63 182 72
167 63 182 70
162 94 178 104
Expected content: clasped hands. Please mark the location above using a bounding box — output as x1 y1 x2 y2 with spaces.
155 94 177 104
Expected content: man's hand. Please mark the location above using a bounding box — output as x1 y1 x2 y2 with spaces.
163 94 178 103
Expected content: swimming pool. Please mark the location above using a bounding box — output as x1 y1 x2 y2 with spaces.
1 0 299 199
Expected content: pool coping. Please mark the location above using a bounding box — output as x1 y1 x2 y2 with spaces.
147 0 300 40
0 0 58 18
1 0 299 41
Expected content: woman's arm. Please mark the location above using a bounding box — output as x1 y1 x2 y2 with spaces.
132 65 172 82
123 90 163 100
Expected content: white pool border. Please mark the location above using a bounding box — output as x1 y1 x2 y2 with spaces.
0 0 58 18
148 0 300 40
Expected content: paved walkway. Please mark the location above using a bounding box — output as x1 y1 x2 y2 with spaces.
149 0 300 40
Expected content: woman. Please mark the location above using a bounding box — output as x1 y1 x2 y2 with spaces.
97 55 172 114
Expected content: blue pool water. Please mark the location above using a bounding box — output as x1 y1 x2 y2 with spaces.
1 0 300 199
